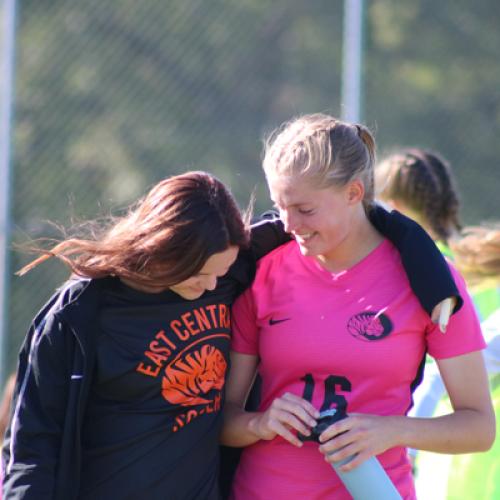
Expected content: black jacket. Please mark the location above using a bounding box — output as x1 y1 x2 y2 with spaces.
2 278 105 499
1 217 290 500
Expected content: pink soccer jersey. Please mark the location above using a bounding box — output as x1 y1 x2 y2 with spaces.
230 239 484 500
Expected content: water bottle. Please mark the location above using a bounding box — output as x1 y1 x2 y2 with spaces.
300 408 402 500
331 450 402 499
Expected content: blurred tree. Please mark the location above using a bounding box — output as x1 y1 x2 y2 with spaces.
7 0 343 367
366 0 500 224
6 0 500 369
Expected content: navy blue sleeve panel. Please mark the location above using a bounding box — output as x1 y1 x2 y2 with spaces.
2 309 71 499
368 205 463 316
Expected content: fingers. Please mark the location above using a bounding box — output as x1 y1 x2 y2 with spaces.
279 392 320 425
318 414 351 444
258 393 319 447
431 297 455 333
317 415 375 470
319 435 365 471
328 449 371 471
265 415 308 447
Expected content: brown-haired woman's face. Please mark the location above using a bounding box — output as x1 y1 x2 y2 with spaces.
169 246 239 300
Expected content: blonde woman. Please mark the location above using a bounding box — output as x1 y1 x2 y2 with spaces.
221 114 494 499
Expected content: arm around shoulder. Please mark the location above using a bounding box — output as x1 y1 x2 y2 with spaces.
368 205 463 317
250 212 291 261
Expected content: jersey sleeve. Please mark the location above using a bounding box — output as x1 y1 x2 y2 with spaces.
368 204 463 316
426 264 486 359
231 287 259 355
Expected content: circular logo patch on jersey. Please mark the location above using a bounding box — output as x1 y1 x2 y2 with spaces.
347 311 393 341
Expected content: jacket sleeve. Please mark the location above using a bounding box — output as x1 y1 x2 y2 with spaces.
368 204 463 316
225 211 291 296
249 206 463 316
2 308 72 499
249 210 291 260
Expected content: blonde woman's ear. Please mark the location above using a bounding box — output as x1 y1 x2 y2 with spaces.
347 179 364 204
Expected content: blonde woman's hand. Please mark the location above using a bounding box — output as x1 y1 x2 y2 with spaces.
251 393 319 447
317 413 400 471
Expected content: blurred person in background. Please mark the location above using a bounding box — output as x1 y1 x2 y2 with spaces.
413 225 500 499
0 375 16 444
375 148 464 425
375 148 462 258
220 114 494 500
376 149 499 498
447 223 500 500
1 168 460 500
0 374 16 500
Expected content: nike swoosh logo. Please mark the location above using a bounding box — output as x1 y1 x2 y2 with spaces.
269 317 291 326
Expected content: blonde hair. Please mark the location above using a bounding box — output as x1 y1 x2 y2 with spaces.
451 224 500 283
262 113 376 210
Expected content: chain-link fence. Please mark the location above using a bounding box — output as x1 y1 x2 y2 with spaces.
2 0 500 373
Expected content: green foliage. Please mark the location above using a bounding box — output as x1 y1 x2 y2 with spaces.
366 0 500 224
5 0 500 369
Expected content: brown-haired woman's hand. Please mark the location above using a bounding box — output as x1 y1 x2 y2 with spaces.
431 297 456 333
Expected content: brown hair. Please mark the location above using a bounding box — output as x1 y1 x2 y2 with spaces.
376 148 462 242
262 113 377 210
450 224 500 283
18 171 249 288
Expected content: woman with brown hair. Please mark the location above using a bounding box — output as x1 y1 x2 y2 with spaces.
2 169 458 500
3 171 261 500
